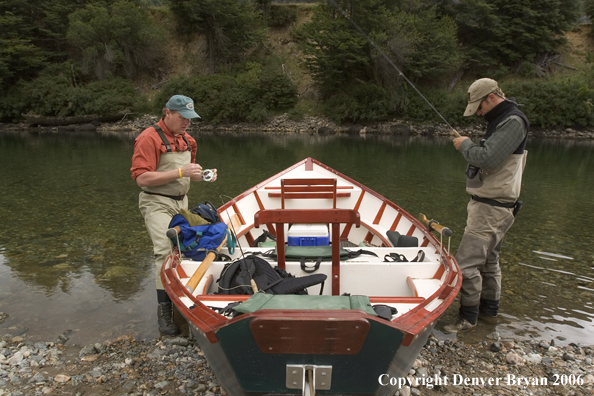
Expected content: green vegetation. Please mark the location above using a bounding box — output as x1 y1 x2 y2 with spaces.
169 0 266 74
437 0 580 73
67 0 167 80
152 60 298 123
0 0 593 128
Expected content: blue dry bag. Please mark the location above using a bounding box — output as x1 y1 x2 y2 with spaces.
169 213 228 261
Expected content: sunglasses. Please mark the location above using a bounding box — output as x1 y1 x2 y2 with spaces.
477 93 492 113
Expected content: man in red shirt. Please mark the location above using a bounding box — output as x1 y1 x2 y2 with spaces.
131 95 217 336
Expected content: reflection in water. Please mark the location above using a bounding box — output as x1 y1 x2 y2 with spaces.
0 131 592 345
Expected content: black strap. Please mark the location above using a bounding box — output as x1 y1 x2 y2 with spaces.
471 195 516 209
347 249 378 258
260 278 285 292
153 124 192 153
384 253 408 262
300 257 322 273
143 191 185 201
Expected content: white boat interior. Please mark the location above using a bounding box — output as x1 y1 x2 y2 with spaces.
164 158 457 324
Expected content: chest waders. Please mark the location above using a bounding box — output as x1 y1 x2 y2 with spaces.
139 125 193 290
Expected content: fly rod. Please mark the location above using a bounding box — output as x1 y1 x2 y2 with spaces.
328 0 461 137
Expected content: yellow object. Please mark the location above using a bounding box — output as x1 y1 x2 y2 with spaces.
178 167 183 178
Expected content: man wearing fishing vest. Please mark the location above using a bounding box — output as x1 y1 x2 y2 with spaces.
131 95 217 336
444 78 529 334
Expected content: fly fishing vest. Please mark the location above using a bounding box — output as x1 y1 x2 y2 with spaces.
142 125 192 198
466 100 529 204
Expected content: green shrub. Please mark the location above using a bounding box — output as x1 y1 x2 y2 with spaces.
394 85 470 127
67 0 166 80
506 78 594 128
0 62 136 121
322 83 391 123
154 62 298 123
394 76 594 129
267 4 298 28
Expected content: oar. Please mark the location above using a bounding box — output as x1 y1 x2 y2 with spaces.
186 235 228 294
419 213 453 237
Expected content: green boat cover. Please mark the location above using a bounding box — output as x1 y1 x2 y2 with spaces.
233 293 378 316
284 245 350 259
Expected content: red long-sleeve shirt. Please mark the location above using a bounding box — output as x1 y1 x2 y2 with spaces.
130 118 197 180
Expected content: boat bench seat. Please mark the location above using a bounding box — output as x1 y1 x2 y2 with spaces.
407 277 443 299
179 252 442 298
233 293 378 315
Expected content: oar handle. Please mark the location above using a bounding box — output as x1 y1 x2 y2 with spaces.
166 226 181 238
419 213 453 237
186 235 228 294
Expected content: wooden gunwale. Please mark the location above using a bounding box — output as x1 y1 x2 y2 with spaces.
164 227 459 347
163 157 461 347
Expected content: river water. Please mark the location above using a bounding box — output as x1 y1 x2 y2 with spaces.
0 130 592 346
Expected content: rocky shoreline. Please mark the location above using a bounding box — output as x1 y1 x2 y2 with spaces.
2 113 594 140
1 331 592 396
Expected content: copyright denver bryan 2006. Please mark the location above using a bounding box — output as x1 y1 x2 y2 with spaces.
378 373 584 389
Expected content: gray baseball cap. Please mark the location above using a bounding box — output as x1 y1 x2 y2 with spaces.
166 95 201 119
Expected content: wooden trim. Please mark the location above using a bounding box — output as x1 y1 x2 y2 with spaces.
360 220 392 247
332 223 340 295
202 274 213 295
281 178 338 209
364 203 386 244
265 185 354 190
390 213 403 231
341 190 365 239
369 296 425 304
268 192 351 198
193 295 426 304
250 315 370 355
276 222 286 270
305 157 314 171
254 209 360 226
196 295 250 302
254 190 276 236
406 276 418 298
254 190 264 211
373 202 387 224
432 261 446 280
406 225 416 236
176 263 188 279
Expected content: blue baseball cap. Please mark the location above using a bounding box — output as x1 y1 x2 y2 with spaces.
166 95 201 119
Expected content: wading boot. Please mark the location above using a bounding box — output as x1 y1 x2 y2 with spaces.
479 299 500 324
442 316 477 334
157 302 180 336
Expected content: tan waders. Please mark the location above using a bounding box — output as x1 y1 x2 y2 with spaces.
139 147 191 336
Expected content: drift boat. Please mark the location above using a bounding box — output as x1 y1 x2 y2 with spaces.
162 157 461 396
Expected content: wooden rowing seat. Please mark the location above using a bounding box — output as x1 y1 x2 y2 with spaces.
266 178 352 202
281 178 337 208
254 208 360 295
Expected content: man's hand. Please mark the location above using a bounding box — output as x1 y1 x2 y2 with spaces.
453 136 469 151
181 163 203 179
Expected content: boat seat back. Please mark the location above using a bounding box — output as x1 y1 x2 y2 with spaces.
280 178 337 209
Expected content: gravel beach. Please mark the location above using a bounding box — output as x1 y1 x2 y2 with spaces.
1 331 592 396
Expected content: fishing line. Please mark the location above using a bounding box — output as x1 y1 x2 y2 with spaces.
328 0 456 132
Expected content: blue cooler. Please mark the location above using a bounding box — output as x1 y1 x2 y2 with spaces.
287 224 329 246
